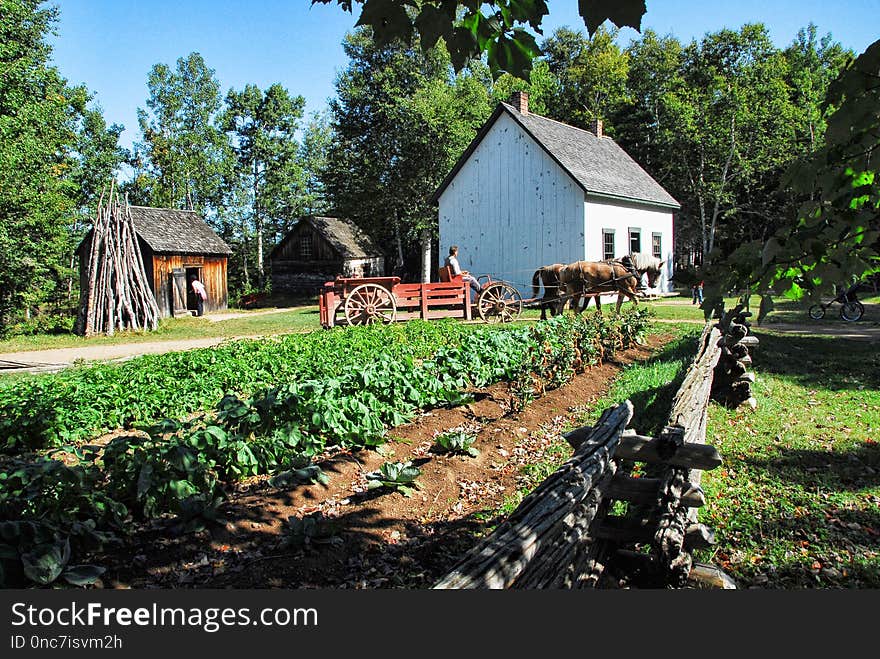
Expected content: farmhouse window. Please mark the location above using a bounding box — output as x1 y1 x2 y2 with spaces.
652 233 662 260
602 230 615 261
629 228 641 254
299 234 312 260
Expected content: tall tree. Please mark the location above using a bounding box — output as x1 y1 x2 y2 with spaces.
298 110 333 215
221 83 305 283
542 25 630 130
708 37 880 318
323 29 491 276
134 53 230 215
0 0 88 326
491 58 558 116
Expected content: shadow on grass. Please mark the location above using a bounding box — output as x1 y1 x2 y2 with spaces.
712 505 880 588
744 441 880 493
749 330 880 391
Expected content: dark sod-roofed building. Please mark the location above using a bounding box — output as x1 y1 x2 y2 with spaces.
270 216 385 293
78 206 232 318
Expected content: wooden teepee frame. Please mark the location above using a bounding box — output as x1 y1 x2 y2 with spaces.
75 182 160 336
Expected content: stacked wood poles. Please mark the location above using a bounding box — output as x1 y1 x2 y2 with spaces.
711 304 759 410
434 402 633 589
75 183 160 336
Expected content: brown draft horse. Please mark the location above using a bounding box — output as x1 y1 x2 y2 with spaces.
531 263 565 320
559 253 665 315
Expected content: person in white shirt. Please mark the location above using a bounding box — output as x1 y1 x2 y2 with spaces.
189 275 208 316
444 245 482 301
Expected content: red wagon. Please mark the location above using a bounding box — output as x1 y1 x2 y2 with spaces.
318 267 523 328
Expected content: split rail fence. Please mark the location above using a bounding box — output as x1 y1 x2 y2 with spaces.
435 306 757 589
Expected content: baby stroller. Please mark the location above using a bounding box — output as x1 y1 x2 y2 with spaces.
808 281 865 322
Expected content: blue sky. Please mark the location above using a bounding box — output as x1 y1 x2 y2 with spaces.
49 1 880 151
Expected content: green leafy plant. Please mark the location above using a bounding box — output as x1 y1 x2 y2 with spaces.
281 511 342 550
433 429 480 457
269 464 330 488
365 461 422 497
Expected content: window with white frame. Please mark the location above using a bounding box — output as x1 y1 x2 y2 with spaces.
298 234 312 260
628 228 641 254
602 229 615 261
652 233 662 260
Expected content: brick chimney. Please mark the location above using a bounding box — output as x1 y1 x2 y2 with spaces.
590 118 604 138
509 91 529 115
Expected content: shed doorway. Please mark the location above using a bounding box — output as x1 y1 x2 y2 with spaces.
185 266 203 314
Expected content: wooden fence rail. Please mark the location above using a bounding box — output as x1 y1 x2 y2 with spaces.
435 307 758 589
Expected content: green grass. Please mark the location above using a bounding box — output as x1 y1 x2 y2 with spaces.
698 330 880 588
0 307 318 353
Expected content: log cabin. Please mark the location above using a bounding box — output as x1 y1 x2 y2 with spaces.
270 216 385 294
78 206 232 318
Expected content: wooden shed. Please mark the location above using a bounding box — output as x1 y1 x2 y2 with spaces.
270 216 385 293
78 206 232 318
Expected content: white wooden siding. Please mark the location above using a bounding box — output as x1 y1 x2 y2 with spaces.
584 197 674 293
438 112 584 284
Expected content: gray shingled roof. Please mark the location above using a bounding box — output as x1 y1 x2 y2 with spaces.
129 206 232 255
272 216 382 259
433 104 680 209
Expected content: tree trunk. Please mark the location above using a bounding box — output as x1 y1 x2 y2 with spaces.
420 229 431 283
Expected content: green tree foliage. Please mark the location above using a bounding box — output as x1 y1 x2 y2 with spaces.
615 25 849 269
298 110 333 215
221 83 306 284
323 28 492 274
542 25 629 130
0 0 123 328
311 0 647 80
133 53 231 215
491 58 558 116
710 37 880 315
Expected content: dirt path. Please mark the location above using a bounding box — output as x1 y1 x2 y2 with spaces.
0 337 237 373
0 309 308 373
91 335 670 590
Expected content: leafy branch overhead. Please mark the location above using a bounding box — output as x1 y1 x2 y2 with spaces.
311 0 647 78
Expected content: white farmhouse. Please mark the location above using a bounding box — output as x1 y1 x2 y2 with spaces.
432 92 680 294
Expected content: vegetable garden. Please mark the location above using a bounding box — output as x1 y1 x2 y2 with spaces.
0 309 651 587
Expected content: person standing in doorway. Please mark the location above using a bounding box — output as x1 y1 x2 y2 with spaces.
445 245 483 301
190 274 208 316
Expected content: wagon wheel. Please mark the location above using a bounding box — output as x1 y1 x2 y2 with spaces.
477 283 523 323
344 283 397 325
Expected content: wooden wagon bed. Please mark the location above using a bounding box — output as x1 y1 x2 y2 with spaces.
317 268 522 328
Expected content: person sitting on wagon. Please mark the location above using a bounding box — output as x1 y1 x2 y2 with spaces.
445 245 483 301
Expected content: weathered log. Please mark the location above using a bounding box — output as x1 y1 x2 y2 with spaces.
607 474 660 504
681 484 707 508
595 516 655 544
652 322 724 586
738 335 760 349
688 562 737 589
615 434 723 470
683 523 716 550
434 402 633 589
